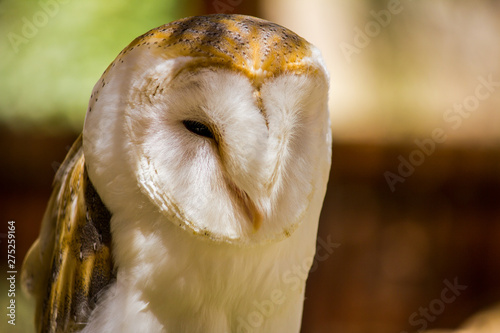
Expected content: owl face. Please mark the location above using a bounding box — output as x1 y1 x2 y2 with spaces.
83 14 330 245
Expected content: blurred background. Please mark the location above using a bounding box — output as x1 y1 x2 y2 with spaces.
1 0 499 332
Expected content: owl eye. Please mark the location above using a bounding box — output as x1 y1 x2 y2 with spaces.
182 120 214 139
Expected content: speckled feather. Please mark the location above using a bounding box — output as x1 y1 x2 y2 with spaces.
88 14 320 113
122 14 312 78
21 135 114 332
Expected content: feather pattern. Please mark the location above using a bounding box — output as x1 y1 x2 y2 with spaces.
22 14 331 333
21 135 114 332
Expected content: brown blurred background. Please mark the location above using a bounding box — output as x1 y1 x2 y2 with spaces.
1 1 499 332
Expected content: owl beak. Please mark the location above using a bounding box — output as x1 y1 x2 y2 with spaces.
241 192 263 231
249 203 263 231
226 175 265 231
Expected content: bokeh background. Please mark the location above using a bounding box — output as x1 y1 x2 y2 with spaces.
1 1 499 332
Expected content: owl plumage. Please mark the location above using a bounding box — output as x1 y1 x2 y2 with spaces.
22 14 331 332
21 135 114 332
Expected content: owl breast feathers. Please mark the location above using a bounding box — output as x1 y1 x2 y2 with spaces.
22 14 331 333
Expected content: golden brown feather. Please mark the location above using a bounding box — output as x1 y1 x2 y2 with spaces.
21 135 114 332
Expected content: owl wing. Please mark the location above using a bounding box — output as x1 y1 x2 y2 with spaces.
21 134 115 332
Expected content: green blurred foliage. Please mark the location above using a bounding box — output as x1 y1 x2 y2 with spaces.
0 0 201 132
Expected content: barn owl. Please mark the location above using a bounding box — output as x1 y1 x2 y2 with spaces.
21 14 331 333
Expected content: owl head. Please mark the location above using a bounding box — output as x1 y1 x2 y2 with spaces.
83 14 331 245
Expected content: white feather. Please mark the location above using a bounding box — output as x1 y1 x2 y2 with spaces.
82 17 331 333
